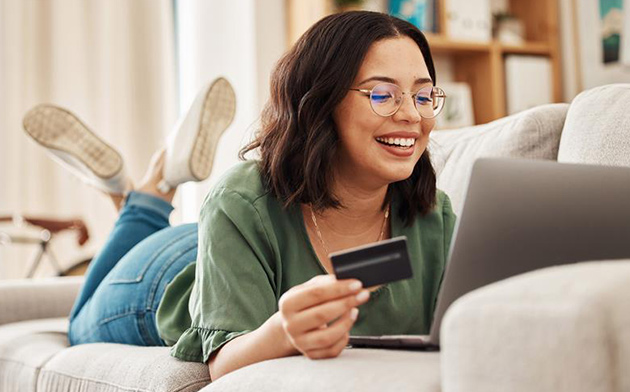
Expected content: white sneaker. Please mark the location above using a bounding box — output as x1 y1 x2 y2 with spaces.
158 77 236 193
23 104 131 195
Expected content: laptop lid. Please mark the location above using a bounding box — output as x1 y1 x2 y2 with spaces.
428 157 630 345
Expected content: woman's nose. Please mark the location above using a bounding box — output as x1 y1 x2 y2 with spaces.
392 93 421 123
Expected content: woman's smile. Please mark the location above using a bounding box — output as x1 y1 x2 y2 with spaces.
374 131 420 157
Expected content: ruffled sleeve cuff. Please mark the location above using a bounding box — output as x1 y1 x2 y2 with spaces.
169 326 252 363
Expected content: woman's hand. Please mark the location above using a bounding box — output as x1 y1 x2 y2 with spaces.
278 274 370 359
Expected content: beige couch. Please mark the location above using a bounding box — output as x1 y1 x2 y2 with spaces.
1 84 629 392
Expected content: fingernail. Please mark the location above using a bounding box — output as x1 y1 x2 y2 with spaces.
348 281 362 291
350 308 359 321
355 290 369 302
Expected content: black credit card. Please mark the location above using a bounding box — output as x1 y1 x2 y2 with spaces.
329 236 413 288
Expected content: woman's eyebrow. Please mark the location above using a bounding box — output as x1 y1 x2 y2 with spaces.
414 77 433 86
357 76 433 86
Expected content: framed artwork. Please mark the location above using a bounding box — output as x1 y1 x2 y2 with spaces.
434 82 475 130
573 0 630 90
600 0 623 63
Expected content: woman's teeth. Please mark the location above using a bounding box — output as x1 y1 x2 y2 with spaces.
375 137 416 148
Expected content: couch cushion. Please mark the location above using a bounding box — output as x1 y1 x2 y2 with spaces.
558 83 630 167
0 317 211 392
202 348 441 392
38 344 211 392
430 103 569 215
441 260 630 392
0 277 83 326
0 318 69 392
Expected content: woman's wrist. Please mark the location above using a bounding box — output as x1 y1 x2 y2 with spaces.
266 311 300 357
208 311 299 381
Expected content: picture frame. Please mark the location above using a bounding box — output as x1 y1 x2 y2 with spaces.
434 82 475 130
572 0 630 91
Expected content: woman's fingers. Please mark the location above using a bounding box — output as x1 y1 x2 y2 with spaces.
296 307 358 353
279 275 363 315
278 275 369 357
286 290 368 334
304 332 351 359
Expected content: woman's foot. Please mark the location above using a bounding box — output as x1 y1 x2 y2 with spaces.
158 77 236 193
23 105 133 208
137 148 176 204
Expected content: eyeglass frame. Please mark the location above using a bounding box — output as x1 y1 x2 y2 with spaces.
349 83 447 119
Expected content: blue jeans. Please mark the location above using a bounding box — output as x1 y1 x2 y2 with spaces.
68 192 198 346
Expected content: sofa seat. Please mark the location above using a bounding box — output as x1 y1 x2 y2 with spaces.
0 318 68 392
0 316 441 392
202 348 441 392
39 344 211 392
0 317 211 392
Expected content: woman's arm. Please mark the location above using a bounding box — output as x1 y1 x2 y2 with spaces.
208 275 368 381
207 311 296 381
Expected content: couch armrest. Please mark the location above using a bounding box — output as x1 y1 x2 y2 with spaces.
0 276 84 325
440 260 630 392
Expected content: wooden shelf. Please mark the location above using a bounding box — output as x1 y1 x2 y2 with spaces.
499 42 551 56
426 35 551 56
427 0 560 124
424 34 491 54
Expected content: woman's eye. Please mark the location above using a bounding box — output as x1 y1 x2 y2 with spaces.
372 93 392 103
416 96 432 105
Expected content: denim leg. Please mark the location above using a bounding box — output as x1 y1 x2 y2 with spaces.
68 223 198 346
69 192 175 321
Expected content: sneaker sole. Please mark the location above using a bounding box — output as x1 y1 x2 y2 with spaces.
189 77 237 180
23 105 123 179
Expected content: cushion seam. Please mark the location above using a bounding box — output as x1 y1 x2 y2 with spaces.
172 378 212 392
38 368 151 392
0 357 38 369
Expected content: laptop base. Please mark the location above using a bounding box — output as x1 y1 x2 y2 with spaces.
348 335 439 351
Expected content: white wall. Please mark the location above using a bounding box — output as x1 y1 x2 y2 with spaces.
559 0 580 101
173 0 286 223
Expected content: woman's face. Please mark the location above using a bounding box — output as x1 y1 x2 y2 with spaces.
333 36 435 189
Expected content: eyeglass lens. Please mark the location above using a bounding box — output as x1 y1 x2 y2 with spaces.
369 83 445 118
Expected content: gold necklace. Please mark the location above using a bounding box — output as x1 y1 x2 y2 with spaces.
309 203 390 256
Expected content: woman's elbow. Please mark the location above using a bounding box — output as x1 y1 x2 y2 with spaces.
207 355 225 382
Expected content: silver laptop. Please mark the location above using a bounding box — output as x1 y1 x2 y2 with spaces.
349 157 630 350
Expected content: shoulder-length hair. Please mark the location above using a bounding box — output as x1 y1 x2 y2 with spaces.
240 11 437 226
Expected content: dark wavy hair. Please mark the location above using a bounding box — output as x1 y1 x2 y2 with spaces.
240 11 437 226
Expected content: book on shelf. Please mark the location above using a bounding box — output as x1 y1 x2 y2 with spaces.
505 55 552 115
388 0 438 33
444 0 491 42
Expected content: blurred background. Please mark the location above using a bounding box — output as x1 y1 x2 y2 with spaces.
0 0 628 280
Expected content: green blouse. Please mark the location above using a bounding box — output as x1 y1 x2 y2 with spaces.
156 160 457 363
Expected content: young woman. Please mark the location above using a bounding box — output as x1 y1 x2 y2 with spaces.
23 11 454 382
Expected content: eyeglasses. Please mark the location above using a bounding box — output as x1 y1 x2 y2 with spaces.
349 83 446 119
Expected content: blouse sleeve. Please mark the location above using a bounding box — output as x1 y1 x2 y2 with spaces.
169 188 278 363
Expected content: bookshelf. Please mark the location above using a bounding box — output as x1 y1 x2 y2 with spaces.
285 0 563 125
